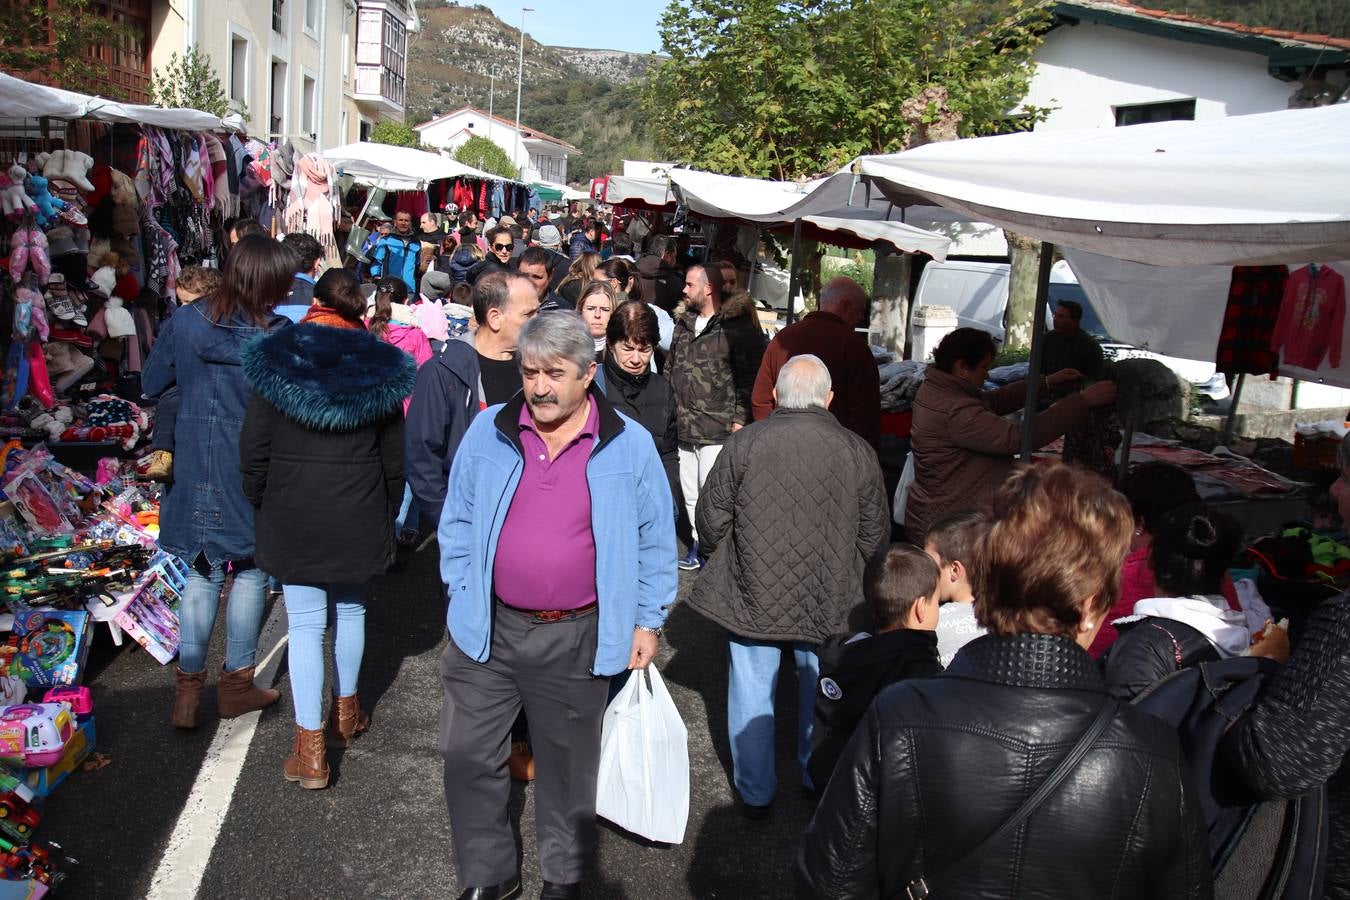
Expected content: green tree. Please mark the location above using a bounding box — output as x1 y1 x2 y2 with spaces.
0 0 135 98
454 135 520 180
642 0 1050 180
148 47 237 119
369 121 426 148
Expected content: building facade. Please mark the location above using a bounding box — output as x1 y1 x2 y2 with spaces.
415 106 579 184
1025 0 1350 131
147 0 418 151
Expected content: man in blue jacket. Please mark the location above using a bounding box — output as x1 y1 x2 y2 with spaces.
369 210 419 292
437 311 676 900
403 271 540 529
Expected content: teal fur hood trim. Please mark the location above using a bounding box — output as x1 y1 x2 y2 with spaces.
241 323 417 431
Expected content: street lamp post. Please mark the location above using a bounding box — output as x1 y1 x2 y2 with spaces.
514 7 533 179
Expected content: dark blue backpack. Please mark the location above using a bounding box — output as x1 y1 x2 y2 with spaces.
1133 656 1327 899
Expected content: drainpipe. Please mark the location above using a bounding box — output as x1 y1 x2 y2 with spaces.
317 0 329 147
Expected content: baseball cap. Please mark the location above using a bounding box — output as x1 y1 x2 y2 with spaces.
537 224 562 249
497 215 517 227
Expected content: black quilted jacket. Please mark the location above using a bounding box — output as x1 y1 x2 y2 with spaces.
1229 591 1350 898
798 634 1213 900
688 406 889 643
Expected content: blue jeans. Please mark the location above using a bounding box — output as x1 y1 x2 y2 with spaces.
395 482 418 535
284 583 369 730
726 635 819 806
179 563 269 675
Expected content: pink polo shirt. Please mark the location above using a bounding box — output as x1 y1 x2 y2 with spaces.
492 397 599 611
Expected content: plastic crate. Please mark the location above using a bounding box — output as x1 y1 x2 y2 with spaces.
1293 432 1342 471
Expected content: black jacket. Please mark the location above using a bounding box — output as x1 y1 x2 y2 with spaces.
1102 616 1221 700
636 254 683 313
798 633 1212 899
808 628 941 791
601 352 678 505
404 334 484 526
1229 592 1350 897
240 323 416 585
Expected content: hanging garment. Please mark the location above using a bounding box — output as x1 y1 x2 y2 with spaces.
1215 265 1288 375
284 153 341 266
477 181 488 216
489 181 505 219
1271 265 1346 370
453 178 475 211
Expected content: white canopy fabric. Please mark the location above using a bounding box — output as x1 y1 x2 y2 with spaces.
323 142 518 188
0 72 225 130
604 175 675 210
855 104 1350 267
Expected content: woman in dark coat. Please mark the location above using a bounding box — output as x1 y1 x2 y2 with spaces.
600 300 678 505
240 269 415 790
141 234 293 730
798 463 1211 899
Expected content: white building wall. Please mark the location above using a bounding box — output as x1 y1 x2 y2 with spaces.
418 111 527 169
1024 22 1297 131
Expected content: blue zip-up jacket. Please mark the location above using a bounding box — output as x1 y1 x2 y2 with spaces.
371 232 419 292
404 332 481 528
438 387 676 676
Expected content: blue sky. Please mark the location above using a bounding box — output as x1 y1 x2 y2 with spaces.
467 1 670 54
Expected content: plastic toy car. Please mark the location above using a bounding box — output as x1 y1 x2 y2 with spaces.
0 793 39 836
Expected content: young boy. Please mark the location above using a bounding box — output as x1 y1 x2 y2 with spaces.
143 267 222 482
923 508 990 667
808 543 943 791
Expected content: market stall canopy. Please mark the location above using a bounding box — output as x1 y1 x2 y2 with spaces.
602 175 676 212
853 104 1350 267
0 72 225 130
668 169 950 259
323 142 519 189
533 180 589 203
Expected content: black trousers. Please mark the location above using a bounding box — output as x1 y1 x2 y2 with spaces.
439 604 610 887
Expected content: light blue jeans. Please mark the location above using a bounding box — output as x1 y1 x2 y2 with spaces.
395 482 419 535
179 563 269 675
283 583 369 730
726 635 819 807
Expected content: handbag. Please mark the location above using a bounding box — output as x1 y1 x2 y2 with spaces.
903 698 1118 899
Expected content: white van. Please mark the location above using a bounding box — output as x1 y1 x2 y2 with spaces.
910 260 1229 402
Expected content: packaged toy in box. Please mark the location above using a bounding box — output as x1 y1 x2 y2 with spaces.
112 553 185 665
8 608 90 689
0 704 75 768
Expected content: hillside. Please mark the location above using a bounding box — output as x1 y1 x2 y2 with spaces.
407 3 657 183
1146 0 1349 36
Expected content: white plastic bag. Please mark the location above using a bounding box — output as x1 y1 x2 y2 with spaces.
893 450 916 525
595 664 690 844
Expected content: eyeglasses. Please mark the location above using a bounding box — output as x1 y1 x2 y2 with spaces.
492 243 512 251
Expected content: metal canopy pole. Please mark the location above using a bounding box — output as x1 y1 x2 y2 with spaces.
1019 242 1056 461
1219 372 1247 447
786 218 803 325
746 227 762 297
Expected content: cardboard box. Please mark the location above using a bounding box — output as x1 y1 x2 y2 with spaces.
21 718 94 799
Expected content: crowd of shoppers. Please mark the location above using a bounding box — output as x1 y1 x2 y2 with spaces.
139 199 1350 900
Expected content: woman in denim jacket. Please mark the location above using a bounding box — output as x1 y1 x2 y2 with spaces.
142 234 294 729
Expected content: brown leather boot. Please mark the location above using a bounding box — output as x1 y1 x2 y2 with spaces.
282 725 329 789
170 668 206 729
217 665 280 718
325 693 370 748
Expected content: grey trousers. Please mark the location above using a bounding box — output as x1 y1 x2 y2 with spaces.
439 604 611 887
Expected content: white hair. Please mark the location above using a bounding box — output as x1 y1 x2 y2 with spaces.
518 311 595 376
775 354 832 409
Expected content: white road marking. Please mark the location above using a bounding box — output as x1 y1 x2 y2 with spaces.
145 602 290 900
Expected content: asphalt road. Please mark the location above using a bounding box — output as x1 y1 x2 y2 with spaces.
40 541 820 899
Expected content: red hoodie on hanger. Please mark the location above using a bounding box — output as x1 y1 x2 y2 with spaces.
1271 265 1346 371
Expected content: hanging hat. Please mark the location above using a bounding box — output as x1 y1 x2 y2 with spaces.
111 204 139 237
45 226 80 259
104 297 136 339
91 266 116 299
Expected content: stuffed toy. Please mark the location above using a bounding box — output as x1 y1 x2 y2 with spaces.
26 176 65 227
1 167 37 221
42 150 95 194
30 407 73 441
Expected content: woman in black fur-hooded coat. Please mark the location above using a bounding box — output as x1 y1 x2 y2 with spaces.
239 267 416 790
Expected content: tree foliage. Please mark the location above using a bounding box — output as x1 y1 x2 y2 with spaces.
0 0 135 98
454 135 520 180
148 47 234 118
370 121 427 149
642 0 1050 179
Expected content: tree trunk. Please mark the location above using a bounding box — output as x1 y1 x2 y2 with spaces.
870 252 911 354
1004 229 1041 351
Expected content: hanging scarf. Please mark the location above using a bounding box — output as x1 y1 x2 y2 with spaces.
301 305 365 331
284 153 340 267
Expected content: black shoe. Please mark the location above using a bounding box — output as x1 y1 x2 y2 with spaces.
739 800 772 821
457 876 522 900
540 883 581 900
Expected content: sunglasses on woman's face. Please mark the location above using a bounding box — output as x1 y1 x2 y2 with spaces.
492 242 512 251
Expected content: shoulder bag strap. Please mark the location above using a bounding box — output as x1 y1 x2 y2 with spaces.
904 697 1119 900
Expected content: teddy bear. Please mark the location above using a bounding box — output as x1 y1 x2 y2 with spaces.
1 165 37 220
25 175 65 227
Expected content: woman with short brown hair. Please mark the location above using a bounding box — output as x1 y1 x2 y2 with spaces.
799 463 1211 899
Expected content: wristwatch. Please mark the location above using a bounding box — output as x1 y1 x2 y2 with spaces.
635 624 663 638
